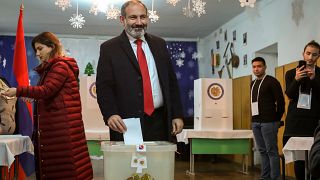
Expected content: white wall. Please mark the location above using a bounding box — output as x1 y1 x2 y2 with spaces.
198 0 320 79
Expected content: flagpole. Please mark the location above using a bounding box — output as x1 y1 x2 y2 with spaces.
20 0 24 9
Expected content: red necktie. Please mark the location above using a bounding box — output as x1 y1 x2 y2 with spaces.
135 39 154 116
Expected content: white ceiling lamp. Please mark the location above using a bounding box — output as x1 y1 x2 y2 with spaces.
239 0 256 8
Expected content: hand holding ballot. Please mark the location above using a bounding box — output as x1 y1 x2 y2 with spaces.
107 114 127 133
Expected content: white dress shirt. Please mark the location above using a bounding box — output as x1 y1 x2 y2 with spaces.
127 34 164 109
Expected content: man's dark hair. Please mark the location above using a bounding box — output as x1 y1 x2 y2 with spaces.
121 0 148 17
303 40 320 53
251 57 266 66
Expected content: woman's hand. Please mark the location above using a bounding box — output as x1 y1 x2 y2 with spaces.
21 97 34 103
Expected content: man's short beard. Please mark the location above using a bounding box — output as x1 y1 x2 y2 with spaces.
126 26 147 39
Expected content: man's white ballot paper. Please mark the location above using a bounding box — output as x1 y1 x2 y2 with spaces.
123 118 143 145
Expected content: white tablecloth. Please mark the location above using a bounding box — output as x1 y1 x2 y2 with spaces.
0 135 34 168
176 129 253 144
282 137 314 164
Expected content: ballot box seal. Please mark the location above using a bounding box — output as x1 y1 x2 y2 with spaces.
207 83 224 100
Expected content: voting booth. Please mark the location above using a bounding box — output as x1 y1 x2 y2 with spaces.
79 76 109 140
194 78 233 130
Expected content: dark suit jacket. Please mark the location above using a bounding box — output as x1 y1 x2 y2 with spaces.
96 31 183 140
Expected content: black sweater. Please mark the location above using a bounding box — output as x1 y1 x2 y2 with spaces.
284 66 320 137
251 75 285 123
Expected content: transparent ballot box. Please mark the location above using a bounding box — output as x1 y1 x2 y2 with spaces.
101 141 176 180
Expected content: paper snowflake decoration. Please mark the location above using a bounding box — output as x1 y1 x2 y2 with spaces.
55 0 71 11
192 52 202 60
176 72 182 79
183 0 194 18
89 1 99 16
148 10 159 23
187 108 194 116
2 58 6 68
188 90 194 100
192 0 206 17
188 60 195 68
167 0 181 6
180 52 186 58
106 6 120 20
176 59 184 67
69 14 85 29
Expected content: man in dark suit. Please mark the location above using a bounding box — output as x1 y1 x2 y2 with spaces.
96 0 184 141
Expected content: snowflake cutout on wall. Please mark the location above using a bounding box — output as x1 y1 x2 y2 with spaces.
2 58 7 68
188 90 194 100
176 72 182 79
188 60 195 68
187 108 194 116
167 0 181 6
180 52 186 58
69 14 85 29
192 52 202 60
176 59 184 67
192 0 206 17
55 0 71 11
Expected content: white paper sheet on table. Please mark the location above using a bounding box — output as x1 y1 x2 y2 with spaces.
123 118 143 145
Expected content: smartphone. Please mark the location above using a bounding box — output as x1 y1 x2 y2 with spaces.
298 60 306 69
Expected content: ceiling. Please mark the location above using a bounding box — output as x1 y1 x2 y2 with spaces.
0 0 251 39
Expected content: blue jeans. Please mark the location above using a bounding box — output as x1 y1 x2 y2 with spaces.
252 122 280 180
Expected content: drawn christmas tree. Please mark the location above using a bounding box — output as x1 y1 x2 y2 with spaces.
84 62 94 76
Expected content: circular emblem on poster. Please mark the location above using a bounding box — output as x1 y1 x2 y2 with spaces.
207 83 224 100
89 82 97 99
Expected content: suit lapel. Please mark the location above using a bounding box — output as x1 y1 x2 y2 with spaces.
119 31 140 72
